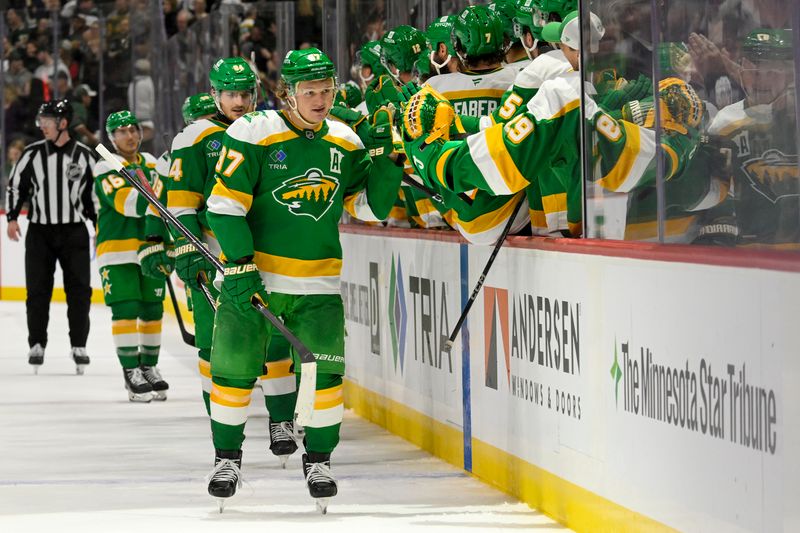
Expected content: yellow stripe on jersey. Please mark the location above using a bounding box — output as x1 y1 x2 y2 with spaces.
167 190 204 209
624 215 696 241
435 148 455 187
663 143 679 180
210 384 252 408
541 192 567 215
323 134 360 152
195 125 225 145
113 188 132 215
112 319 138 335
485 125 529 193
548 98 580 120
209 177 253 213
198 359 212 378
530 208 547 228
257 130 299 146
253 252 342 278
597 121 642 192
442 89 506 101
454 193 522 234
97 238 142 256
314 384 344 410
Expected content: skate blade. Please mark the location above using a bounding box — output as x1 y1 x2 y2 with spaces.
32 365 41 375
278 455 289 469
75 365 86 375
128 391 153 403
217 498 226 513
152 390 168 401
315 498 330 514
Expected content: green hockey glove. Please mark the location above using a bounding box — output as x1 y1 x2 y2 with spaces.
328 105 367 129
399 81 421 102
360 106 395 157
364 74 406 115
598 74 653 112
402 135 447 190
220 261 268 313
174 236 214 289
138 241 175 279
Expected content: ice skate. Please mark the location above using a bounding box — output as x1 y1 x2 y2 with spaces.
71 347 90 375
269 418 299 468
207 449 242 513
302 452 337 514
140 365 168 400
28 344 44 374
122 367 153 402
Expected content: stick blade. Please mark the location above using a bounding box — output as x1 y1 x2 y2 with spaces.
294 361 317 426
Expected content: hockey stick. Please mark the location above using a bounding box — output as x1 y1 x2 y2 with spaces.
249 51 269 107
165 275 196 346
196 271 218 310
444 196 526 352
95 144 318 426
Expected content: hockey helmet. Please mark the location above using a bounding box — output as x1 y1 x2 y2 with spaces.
451 5 506 60
181 92 217 124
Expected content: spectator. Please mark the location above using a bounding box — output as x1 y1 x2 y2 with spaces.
241 25 273 74
2 139 27 206
54 71 72 100
176 9 194 34
23 41 40 74
34 47 71 89
70 84 99 147
6 9 31 47
4 50 33 97
127 59 155 149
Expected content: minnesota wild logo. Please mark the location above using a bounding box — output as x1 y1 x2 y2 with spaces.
741 149 799 203
272 168 340 221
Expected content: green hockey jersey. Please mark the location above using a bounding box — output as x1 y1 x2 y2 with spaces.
93 151 163 267
206 110 403 294
165 117 229 254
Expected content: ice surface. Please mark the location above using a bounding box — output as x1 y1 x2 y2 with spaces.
0 301 567 532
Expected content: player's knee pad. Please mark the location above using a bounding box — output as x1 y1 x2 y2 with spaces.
139 301 163 322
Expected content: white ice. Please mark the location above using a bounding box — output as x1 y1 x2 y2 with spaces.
0 301 568 532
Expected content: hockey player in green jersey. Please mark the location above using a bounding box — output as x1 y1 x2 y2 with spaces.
489 0 530 71
166 61 301 466
94 111 169 402
424 16 459 77
204 48 403 511
707 28 799 248
426 5 517 119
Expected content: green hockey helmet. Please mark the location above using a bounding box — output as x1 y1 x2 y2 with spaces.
743 28 793 62
105 110 140 137
334 80 363 108
181 92 217 124
209 57 257 92
425 16 456 57
354 40 388 84
380 25 427 78
281 48 337 89
532 0 577 18
488 0 518 44
451 5 506 60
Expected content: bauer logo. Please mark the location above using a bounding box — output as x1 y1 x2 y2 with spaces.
272 169 340 221
388 254 408 373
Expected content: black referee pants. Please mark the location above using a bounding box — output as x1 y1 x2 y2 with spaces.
25 223 92 349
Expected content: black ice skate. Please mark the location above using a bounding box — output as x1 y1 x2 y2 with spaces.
269 418 299 468
71 347 90 375
28 344 44 374
302 452 338 514
140 365 168 401
207 449 243 513
122 367 154 402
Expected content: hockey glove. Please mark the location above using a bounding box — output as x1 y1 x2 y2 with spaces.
328 105 367 129
597 74 653 112
360 106 395 157
138 241 175 279
174 236 215 289
364 74 406 115
658 77 704 134
220 261 269 313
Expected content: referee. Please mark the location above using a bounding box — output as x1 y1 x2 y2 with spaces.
6 99 97 374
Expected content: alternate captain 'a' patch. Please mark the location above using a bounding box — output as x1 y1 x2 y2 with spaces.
272 168 340 221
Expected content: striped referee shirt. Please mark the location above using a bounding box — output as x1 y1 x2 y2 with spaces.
6 138 97 224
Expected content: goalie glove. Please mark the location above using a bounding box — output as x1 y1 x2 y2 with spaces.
401 86 456 144
622 78 703 135
220 261 269 313
138 241 175 280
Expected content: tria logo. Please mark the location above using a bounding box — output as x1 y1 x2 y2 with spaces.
272 168 340 221
484 286 511 390
387 254 407 373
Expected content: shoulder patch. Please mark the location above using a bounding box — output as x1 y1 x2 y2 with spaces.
93 156 124 178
